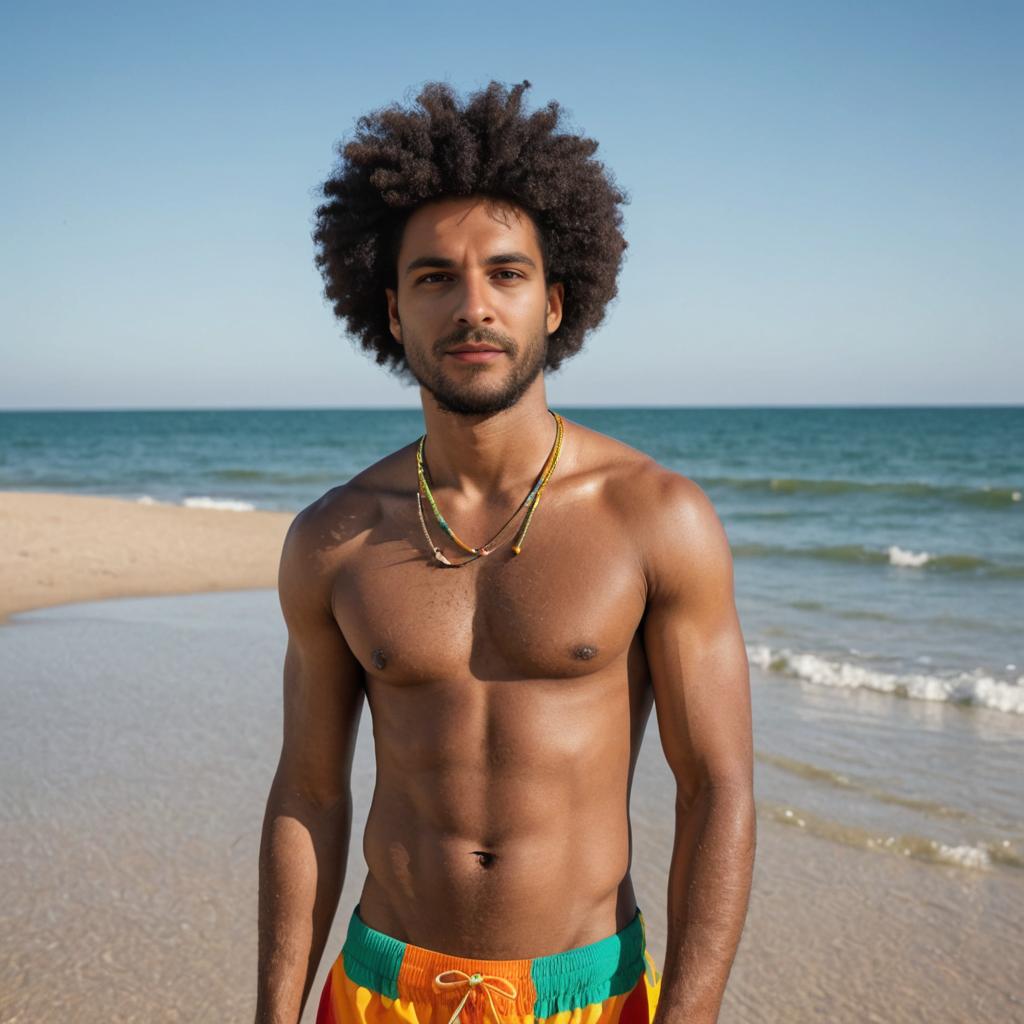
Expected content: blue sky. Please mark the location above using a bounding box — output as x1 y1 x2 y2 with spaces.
1 1 1020 408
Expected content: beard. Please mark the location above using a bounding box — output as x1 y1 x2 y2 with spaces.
403 321 549 417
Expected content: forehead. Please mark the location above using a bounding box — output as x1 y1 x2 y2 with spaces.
398 197 542 261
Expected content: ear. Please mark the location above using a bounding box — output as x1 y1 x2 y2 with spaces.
545 281 564 335
385 288 402 344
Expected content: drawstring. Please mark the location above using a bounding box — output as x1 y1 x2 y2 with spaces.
433 969 518 1024
637 910 661 986
643 949 661 986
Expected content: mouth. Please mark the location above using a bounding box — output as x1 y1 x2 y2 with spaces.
446 345 507 363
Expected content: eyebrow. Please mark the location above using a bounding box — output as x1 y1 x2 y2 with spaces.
405 252 538 275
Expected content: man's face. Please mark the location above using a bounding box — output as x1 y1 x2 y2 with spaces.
385 197 564 416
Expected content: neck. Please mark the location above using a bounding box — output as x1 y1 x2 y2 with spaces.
418 380 557 498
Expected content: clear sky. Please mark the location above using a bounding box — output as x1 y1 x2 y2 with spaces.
1 0 1020 409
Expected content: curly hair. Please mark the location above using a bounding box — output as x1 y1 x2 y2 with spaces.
312 80 628 381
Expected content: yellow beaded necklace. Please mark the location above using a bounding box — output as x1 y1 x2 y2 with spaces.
415 410 564 567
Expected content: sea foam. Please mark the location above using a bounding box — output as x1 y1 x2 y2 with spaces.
887 544 931 567
748 644 1024 714
182 496 256 512
763 802 1023 872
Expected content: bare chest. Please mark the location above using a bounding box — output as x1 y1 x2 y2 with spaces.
332 499 647 684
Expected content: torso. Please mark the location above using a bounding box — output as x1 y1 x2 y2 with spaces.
320 419 660 957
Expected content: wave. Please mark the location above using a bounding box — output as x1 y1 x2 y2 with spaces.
756 752 971 819
733 541 1024 577
788 599 892 621
182 496 256 512
136 494 259 512
703 475 1022 508
748 644 1024 715
758 800 1023 871
210 469 338 485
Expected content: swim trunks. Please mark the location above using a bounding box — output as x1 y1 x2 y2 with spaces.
315 905 662 1024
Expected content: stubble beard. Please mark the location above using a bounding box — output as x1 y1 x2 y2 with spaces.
404 322 550 417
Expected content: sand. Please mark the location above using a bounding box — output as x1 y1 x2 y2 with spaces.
0 491 294 624
2 493 1021 1022
1 590 1020 1023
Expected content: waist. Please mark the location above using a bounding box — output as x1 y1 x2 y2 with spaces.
361 819 632 946
340 903 651 1018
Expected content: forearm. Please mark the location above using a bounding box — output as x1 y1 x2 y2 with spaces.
255 774 352 1024
655 781 756 1024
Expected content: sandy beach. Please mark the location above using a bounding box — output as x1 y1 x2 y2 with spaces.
1 489 1021 1022
0 491 294 624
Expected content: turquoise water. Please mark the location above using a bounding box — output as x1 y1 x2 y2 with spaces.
2 406 1022 720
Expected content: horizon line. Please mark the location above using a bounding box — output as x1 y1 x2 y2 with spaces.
2 402 1023 414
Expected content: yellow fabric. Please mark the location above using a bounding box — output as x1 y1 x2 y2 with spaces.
316 951 661 1024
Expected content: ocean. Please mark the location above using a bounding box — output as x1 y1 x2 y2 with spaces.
2 407 1022 840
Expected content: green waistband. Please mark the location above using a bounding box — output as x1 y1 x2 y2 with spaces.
341 905 649 1018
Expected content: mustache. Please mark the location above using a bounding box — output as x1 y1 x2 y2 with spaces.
435 326 515 354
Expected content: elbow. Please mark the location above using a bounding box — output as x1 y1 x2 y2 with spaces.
675 763 753 810
677 774 757 841
706 778 757 855
270 768 353 818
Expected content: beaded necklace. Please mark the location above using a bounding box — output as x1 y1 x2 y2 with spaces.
415 410 564 567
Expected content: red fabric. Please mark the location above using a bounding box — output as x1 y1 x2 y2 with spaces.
315 968 337 1024
618 974 651 1024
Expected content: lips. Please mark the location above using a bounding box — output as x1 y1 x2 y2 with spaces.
447 344 505 354
447 347 505 363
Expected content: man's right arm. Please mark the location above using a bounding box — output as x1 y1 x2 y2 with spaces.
255 503 366 1024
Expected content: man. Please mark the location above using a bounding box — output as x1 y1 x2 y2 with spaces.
255 81 754 1024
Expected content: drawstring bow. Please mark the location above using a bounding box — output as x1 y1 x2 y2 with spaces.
433 969 518 1024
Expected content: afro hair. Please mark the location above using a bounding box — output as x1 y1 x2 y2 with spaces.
312 80 628 381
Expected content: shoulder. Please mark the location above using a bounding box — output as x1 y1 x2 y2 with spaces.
567 422 731 605
564 417 718 531
284 441 417 552
633 465 734 606
278 441 417 619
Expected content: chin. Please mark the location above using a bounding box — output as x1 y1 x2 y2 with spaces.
435 395 520 416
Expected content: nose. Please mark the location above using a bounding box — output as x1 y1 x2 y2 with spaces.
452 271 495 327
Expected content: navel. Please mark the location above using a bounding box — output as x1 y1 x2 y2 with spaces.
571 644 599 661
470 850 497 869
372 647 388 671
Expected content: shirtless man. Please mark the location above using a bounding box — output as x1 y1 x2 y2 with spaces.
255 81 755 1024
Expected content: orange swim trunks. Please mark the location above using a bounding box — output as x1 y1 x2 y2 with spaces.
316 905 662 1024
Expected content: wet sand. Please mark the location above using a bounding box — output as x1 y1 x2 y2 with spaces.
0 490 293 624
1 589 1020 1023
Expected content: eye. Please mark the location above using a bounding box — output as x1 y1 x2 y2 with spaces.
492 269 524 280
417 272 452 284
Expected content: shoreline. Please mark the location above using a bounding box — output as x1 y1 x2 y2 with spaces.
0 490 294 625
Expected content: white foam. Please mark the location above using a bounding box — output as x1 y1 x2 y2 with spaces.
1012 491 1022 502
182 496 255 512
933 843 992 869
748 644 1024 715
888 544 931 567
136 495 160 505
864 835 993 869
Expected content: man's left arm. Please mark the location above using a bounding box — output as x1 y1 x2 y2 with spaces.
640 471 756 1024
